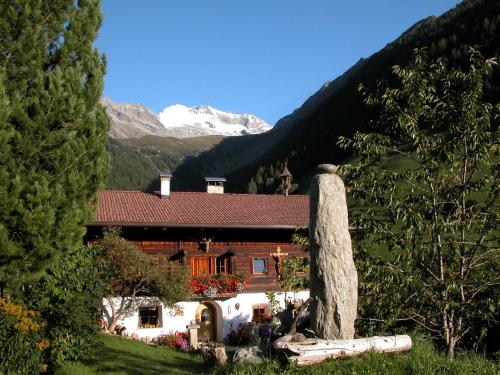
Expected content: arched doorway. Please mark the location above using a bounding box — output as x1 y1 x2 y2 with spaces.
196 302 216 341
195 301 223 342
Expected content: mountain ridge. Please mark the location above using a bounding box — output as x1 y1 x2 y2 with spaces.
102 97 271 139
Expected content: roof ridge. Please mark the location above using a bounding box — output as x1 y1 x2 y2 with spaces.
100 190 309 197
94 190 310 227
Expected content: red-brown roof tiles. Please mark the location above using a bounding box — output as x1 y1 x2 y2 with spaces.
92 191 309 229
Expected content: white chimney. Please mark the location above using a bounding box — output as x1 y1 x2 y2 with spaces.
205 177 226 194
159 173 172 198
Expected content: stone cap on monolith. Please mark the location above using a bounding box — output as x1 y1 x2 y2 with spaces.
315 164 338 174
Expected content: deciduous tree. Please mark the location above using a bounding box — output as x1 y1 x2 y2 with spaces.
95 228 191 332
339 48 499 356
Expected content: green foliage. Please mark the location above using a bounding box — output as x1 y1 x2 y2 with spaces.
265 291 281 316
339 48 499 356
279 257 310 293
291 228 310 252
246 177 258 194
22 246 108 369
0 299 48 374
0 0 108 371
95 228 191 331
248 161 286 194
0 0 109 282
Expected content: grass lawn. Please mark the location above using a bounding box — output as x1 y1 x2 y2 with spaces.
56 334 206 375
57 334 498 375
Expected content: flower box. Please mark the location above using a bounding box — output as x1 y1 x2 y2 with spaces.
190 273 247 298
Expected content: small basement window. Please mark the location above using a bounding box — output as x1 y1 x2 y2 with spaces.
138 306 162 328
252 258 267 274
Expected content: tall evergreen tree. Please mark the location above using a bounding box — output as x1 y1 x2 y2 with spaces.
0 0 109 285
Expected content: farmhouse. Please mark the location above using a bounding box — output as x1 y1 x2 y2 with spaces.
87 173 310 341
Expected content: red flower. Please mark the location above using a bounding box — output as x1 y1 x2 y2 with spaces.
189 273 247 296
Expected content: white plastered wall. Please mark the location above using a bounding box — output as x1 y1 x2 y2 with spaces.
103 290 310 340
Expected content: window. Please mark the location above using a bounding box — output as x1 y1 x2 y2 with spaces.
191 256 230 276
191 257 211 276
216 257 228 274
252 258 267 274
252 304 268 322
138 306 162 328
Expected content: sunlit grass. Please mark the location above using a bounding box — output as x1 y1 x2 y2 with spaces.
57 334 205 375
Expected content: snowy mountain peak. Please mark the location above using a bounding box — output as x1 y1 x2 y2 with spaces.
158 104 271 137
102 98 271 139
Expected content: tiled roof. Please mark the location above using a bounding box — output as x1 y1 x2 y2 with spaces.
92 191 309 229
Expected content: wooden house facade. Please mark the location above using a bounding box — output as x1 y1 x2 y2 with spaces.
87 177 310 341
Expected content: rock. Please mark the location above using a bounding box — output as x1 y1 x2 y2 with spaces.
315 164 338 174
232 346 266 365
309 164 358 340
131 333 139 340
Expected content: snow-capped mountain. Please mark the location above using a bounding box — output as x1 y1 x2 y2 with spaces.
102 98 271 139
159 104 271 137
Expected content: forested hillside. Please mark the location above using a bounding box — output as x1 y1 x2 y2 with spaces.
233 0 500 194
106 117 293 192
106 135 223 191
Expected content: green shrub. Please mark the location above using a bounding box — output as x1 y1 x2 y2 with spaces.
24 245 108 370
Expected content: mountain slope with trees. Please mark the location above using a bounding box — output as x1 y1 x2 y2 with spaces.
234 0 500 193
106 135 224 191
106 0 499 194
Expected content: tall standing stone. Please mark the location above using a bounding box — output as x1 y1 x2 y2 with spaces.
309 164 358 339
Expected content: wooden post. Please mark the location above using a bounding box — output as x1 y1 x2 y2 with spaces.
186 320 201 349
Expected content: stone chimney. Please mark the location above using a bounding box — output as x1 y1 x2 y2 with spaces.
159 173 172 198
205 177 226 194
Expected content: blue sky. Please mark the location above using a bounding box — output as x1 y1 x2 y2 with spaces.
96 0 459 125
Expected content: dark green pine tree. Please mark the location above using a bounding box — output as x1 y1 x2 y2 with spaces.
246 177 258 194
255 166 264 192
0 0 109 287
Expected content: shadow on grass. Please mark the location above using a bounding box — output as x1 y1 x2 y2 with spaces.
81 342 206 375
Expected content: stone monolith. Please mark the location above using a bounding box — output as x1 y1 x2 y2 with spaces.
309 164 357 339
